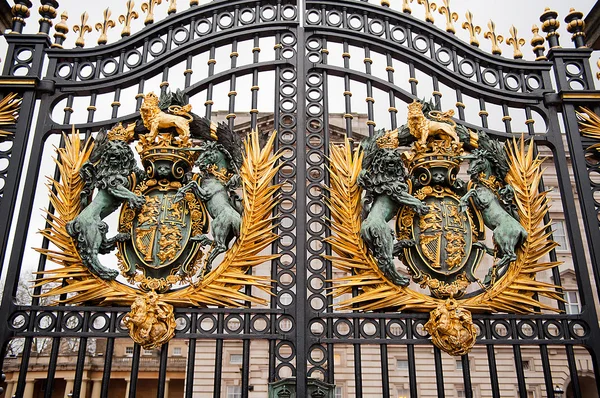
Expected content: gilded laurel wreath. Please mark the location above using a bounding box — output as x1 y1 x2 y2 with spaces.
325 137 562 314
36 127 281 308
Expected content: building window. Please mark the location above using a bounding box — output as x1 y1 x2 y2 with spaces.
457 390 465 398
173 347 182 356
226 386 242 398
335 386 343 398
527 391 536 398
125 346 134 356
230 354 243 364
522 359 531 371
553 220 569 251
565 291 581 314
334 354 342 366
456 359 463 370
143 349 153 355
397 359 409 370
398 389 410 398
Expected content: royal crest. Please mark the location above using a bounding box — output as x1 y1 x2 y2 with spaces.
36 89 282 349
326 99 562 357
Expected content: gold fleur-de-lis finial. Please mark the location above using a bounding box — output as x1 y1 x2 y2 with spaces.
168 0 176 14
402 0 412 13
119 0 139 37
462 10 481 47
141 0 162 25
506 25 526 59
95 8 115 45
417 0 435 23
484 20 504 55
437 0 458 34
73 11 92 48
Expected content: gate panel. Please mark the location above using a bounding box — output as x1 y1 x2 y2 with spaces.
0 1 599 398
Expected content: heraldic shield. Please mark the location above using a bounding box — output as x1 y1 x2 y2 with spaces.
118 178 209 282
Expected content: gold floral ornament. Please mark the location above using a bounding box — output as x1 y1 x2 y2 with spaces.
417 0 435 23
35 126 281 347
0 93 22 137
484 20 503 56
326 137 562 355
506 25 526 59
141 0 162 25
424 298 476 356
437 0 458 34
119 0 139 37
95 8 116 46
462 10 481 47
124 291 176 349
73 12 92 48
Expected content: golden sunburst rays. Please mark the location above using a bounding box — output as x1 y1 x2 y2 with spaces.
0 93 22 137
326 137 562 314
577 107 600 140
35 128 282 308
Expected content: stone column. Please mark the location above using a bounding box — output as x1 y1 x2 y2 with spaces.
125 380 131 398
4 381 14 398
23 381 35 398
64 380 74 398
164 379 169 398
91 380 102 398
80 380 88 398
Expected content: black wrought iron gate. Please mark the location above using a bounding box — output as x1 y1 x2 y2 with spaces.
1 1 600 397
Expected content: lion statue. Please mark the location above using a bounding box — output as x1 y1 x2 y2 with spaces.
407 100 460 145
424 299 477 356
140 91 193 142
66 123 146 280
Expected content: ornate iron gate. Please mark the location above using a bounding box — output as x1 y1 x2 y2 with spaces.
0 1 600 397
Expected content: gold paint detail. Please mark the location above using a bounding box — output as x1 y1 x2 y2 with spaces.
252 47 261 52
478 110 488 117
367 120 376 126
0 93 22 137
159 81 169 88
424 299 477 356
124 291 176 349
230 52 239 58
343 91 352 97
87 106 97 111
365 97 375 103
35 128 282 315
228 91 237 97
484 20 503 55
95 8 115 45
107 122 135 142
388 107 398 113
402 0 412 13
502 116 512 121
562 92 600 100
437 0 458 34
141 0 162 25
226 113 236 119
376 129 399 149
54 11 69 38
381 0 390 6
111 101 121 107
386 66 395 72
250 109 259 114
207 59 217 65
183 69 193 74
135 93 145 99
577 107 600 141
417 0 435 23
597 60 600 81
205 100 214 105
455 101 465 108
540 8 560 43
408 77 418 83
525 119 535 125
0 79 36 86
506 25 525 59
168 0 177 14
64 107 73 113
343 113 354 120
325 137 561 336
274 43 283 49
462 10 481 46
73 11 92 48
320 48 329 54
251 86 260 91
432 91 442 97
119 0 139 37
342 52 351 58
190 0 199 5
364 57 373 64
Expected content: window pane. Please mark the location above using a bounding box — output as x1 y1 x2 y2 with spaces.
230 354 243 364
554 221 569 250
397 359 409 369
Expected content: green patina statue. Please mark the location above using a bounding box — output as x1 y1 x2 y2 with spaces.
175 122 244 272
67 124 146 280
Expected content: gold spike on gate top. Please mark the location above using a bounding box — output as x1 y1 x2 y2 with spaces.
462 10 481 47
506 25 526 59
484 20 504 55
417 0 435 23
95 8 115 45
402 0 412 13
168 0 177 15
530 24 547 61
119 0 139 37
73 12 92 48
437 0 458 34
141 0 162 25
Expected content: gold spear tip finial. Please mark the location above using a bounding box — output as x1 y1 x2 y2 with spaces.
544 7 550 11
569 8 575 13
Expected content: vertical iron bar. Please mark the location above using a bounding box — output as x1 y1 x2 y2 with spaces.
128 344 141 398
461 354 473 398
157 342 169 398
185 313 197 398
433 347 445 398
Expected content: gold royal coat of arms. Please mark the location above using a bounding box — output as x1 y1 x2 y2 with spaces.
36 89 281 349
326 100 563 356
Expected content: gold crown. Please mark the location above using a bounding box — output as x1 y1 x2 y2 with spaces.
136 132 198 167
403 139 463 173
107 122 135 142
376 129 399 149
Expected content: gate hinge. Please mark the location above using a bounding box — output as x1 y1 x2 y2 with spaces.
36 79 55 95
